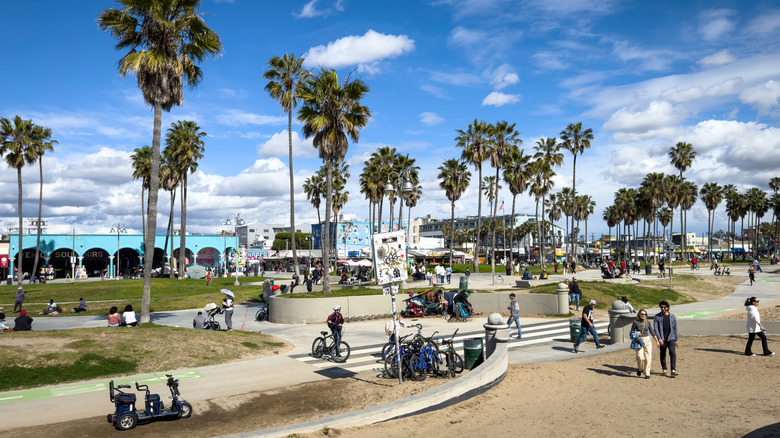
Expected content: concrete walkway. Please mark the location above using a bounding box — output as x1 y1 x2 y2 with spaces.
1 265 777 430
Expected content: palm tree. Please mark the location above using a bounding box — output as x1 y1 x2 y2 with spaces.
533 138 562 265
722 184 738 257
456 119 490 272
298 68 370 294
547 193 562 259
394 154 419 230
603 205 619 254
404 183 423 248
578 194 595 259
668 141 697 260
640 172 667 264
528 159 555 268
679 180 699 259
30 125 56 284
165 120 206 279
263 54 312 277
438 158 471 267
370 146 397 233
502 146 529 260
659 207 672 252
560 122 594 262
331 163 351 256
0 115 37 284
746 187 768 259
482 174 501 276
131 146 153 247
488 121 521 274
665 174 683 262
359 159 384 234
99 0 223 323
700 182 724 257
303 171 324 249
160 148 180 271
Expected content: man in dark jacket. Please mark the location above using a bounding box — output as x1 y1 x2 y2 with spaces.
327 305 345 356
14 310 33 331
569 277 583 311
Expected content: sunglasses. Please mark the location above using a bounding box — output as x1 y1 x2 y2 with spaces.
639 313 647 316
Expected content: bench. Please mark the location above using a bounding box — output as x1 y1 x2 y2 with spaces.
515 280 532 288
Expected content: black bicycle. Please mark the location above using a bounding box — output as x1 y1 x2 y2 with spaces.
440 329 464 378
381 323 423 360
311 331 351 363
254 303 268 321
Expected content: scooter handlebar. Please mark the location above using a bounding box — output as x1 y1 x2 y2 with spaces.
116 385 131 389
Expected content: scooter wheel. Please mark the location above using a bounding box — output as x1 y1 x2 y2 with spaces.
178 402 193 418
115 412 137 430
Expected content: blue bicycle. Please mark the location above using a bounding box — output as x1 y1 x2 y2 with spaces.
408 331 442 381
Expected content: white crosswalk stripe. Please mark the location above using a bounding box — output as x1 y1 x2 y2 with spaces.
290 319 610 374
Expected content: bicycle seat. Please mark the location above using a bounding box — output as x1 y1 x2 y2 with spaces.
320 331 329 336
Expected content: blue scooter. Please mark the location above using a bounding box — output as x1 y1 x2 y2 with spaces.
107 374 193 431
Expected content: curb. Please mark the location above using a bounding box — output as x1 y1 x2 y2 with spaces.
219 340 509 438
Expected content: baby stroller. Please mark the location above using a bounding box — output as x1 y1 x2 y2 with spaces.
203 303 223 330
403 297 425 318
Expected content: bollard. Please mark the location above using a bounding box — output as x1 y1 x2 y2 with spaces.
483 312 509 360
555 282 569 314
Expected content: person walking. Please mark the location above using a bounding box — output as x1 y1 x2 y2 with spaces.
446 265 452 284
205 270 212 286
223 296 234 331
653 300 679 376
14 286 25 313
573 300 605 353
506 293 521 339
658 259 666 278
631 309 659 379
744 297 775 357
748 265 756 286
569 277 583 311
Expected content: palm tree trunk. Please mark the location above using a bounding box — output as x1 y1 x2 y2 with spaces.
141 186 146 254
571 153 577 263
178 174 187 280
510 195 517 264
31 159 44 284
16 167 23 285
288 112 299 277
475 165 483 273
141 104 162 323
450 201 456 267
322 161 333 294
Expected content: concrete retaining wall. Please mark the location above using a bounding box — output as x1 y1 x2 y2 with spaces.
269 292 561 324
678 319 780 336
223 336 509 438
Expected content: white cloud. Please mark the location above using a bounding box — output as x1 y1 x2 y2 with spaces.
739 80 780 114
698 9 736 41
489 64 519 90
303 30 414 72
428 71 482 87
295 0 345 18
215 158 289 197
532 51 570 71
746 10 780 35
481 91 520 107
420 84 450 99
256 130 317 158
420 112 444 125
698 50 736 68
603 101 689 140
215 109 286 126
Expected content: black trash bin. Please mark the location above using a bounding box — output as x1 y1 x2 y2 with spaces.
645 264 652 275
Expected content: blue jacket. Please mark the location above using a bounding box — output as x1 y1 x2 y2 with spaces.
653 312 679 342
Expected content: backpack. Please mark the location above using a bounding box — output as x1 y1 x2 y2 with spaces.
384 320 394 336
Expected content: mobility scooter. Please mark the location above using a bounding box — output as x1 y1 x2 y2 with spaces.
107 374 193 430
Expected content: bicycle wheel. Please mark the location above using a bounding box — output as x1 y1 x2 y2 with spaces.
384 354 399 378
331 341 351 363
311 338 326 358
255 308 267 321
381 342 394 361
452 351 464 374
410 355 427 381
424 350 441 375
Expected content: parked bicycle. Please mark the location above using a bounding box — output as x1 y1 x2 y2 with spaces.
311 330 351 363
440 329 464 378
407 330 442 381
381 323 422 361
254 302 268 321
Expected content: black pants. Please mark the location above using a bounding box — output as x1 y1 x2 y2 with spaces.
746 331 770 355
659 340 677 371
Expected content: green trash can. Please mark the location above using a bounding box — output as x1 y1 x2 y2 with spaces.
645 264 652 275
459 275 469 289
463 337 484 370
569 318 582 343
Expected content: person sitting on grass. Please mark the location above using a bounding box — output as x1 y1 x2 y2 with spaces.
522 268 533 280
42 299 61 315
73 298 87 313
0 311 10 331
14 310 33 331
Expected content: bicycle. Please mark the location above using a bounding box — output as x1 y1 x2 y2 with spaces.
407 331 442 381
441 329 464 378
311 330 351 363
254 303 268 321
690 263 700 271
381 324 422 361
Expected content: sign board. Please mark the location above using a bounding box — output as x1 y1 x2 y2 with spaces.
348 251 360 257
373 230 408 284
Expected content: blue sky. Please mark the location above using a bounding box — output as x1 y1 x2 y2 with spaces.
1 0 779 239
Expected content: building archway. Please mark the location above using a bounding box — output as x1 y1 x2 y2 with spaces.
49 248 78 279
115 248 141 277
19 249 45 279
82 247 110 277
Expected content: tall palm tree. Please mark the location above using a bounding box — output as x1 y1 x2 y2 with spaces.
533 138 562 265
371 146 397 233
547 193 562 259
99 0 222 323
659 207 672 252
578 194 595 259
303 171 324 249
298 68 370 294
746 187 768 259
668 141 697 260
768 178 780 246
679 180 699 259
640 172 667 264
482 174 501 276
603 205 619 253
0 115 37 284
488 121 521 274
404 183 423 248
665 174 683 262
456 119 490 272
393 153 419 230
330 163 351 256
722 184 738 257
528 159 555 268
263 54 312 277
502 146 528 260
359 159 384 234
131 145 153 247
30 125 56 284
700 182 724 257
560 122 594 262
160 148 180 271
165 120 206 278
436 158 471 267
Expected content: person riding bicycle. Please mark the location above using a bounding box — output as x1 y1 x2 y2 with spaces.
327 305 345 356
691 256 698 269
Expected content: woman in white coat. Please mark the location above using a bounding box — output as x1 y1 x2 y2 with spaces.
745 296 775 357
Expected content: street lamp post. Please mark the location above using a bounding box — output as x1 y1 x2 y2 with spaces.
225 213 245 286
110 223 127 279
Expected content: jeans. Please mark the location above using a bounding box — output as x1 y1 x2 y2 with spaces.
440 274 445 284
333 330 343 355
507 313 521 337
569 294 581 310
746 331 771 355
659 340 677 370
574 325 601 348
446 274 451 283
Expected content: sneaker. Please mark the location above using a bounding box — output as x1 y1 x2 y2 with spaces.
671 370 678 376
765 352 776 357
637 369 641 376
597 345 605 349
645 375 650 379
573 345 578 353
746 353 757 357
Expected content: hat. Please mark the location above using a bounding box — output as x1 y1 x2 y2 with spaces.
509 293 516 298
333 305 341 311
589 300 597 305
20 310 26 316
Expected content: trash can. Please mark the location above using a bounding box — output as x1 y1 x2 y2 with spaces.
463 337 484 370
459 276 468 289
645 264 652 275
6 275 12 285
569 318 582 343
